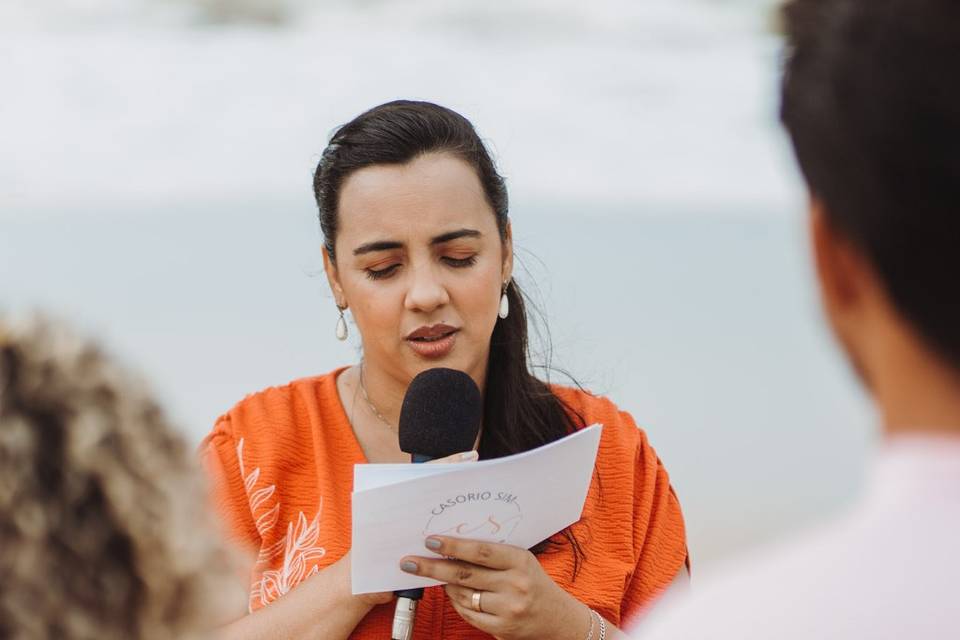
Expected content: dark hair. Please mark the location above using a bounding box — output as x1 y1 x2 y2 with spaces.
312 100 586 566
780 0 960 371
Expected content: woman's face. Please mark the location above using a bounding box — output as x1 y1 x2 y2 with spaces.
325 152 512 391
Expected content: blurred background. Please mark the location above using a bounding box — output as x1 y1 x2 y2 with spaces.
0 0 873 571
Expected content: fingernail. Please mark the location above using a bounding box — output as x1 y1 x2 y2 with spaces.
460 450 479 461
425 537 443 551
400 560 418 573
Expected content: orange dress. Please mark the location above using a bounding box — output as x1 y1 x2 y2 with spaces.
202 368 687 637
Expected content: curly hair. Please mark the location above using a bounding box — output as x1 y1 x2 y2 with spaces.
0 315 236 640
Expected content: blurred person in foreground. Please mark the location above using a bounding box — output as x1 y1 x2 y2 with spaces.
0 315 239 640
637 0 960 638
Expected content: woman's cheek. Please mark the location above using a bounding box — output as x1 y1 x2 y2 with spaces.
353 289 398 344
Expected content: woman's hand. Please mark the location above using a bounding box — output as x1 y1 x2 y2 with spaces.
399 536 593 640
345 450 480 608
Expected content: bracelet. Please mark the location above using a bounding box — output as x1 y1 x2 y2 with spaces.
583 609 606 640
582 608 596 640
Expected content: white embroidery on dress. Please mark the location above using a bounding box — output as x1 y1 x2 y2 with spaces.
237 438 327 611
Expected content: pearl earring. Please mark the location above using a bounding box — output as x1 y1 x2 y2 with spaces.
498 281 510 320
335 305 348 341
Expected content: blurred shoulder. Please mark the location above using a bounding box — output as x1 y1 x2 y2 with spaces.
636 519 863 640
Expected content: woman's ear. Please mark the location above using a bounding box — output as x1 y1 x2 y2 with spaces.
322 247 346 308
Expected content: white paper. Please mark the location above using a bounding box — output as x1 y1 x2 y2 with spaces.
353 462 459 492
350 424 602 594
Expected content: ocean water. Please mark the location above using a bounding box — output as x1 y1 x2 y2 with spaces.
1 0 873 567
0 202 873 565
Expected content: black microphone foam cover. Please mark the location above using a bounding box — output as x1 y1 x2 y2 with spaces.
398 368 482 459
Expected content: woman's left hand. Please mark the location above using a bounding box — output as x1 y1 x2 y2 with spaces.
399 536 592 640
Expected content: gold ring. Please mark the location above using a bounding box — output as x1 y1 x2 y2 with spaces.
471 590 483 613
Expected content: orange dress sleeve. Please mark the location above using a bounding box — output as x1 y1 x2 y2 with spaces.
200 414 261 555
619 427 689 626
551 387 688 626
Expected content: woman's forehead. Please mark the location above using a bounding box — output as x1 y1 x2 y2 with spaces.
337 153 496 242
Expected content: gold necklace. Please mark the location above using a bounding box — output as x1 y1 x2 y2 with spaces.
359 362 396 432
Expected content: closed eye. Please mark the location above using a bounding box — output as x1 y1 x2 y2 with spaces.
365 264 401 280
442 255 478 268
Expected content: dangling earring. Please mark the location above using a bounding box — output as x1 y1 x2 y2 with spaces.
498 281 510 320
335 304 348 341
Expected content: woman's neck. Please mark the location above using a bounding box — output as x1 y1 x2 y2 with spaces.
336 365 406 463
357 361 406 429
351 359 487 453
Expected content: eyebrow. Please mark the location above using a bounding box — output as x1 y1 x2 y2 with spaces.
430 228 482 245
352 228 482 256
353 240 403 256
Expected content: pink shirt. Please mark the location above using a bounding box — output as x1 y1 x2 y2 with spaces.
636 436 960 640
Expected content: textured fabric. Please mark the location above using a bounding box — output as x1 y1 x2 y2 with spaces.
635 435 960 640
202 368 688 637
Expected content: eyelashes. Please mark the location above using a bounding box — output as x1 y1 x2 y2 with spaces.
442 255 478 268
364 255 478 281
365 264 401 280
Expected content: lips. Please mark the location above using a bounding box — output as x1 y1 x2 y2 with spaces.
406 324 459 359
406 324 458 342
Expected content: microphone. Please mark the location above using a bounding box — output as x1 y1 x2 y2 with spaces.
391 368 482 640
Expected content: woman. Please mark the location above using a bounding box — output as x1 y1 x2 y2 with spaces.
203 100 688 640
0 315 237 639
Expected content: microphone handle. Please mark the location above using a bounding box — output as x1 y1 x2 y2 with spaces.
391 451 435 639
392 596 419 640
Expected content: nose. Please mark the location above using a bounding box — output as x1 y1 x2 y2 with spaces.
404 264 450 314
